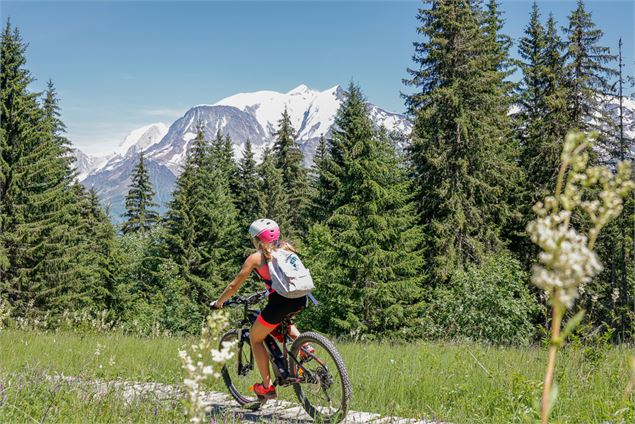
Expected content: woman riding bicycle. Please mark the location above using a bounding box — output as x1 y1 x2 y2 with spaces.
213 218 309 401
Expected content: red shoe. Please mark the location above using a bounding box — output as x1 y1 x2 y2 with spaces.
299 343 315 361
252 383 277 400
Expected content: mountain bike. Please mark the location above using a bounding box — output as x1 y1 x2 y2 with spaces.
218 291 352 423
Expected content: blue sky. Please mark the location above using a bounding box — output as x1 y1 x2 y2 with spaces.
2 0 633 154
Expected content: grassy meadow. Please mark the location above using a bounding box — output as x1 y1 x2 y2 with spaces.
0 329 632 423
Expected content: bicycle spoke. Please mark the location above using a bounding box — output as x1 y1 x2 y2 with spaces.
291 334 350 422
221 330 259 406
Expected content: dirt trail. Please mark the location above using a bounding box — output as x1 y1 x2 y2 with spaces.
47 374 444 423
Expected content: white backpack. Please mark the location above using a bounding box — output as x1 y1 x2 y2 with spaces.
267 249 315 299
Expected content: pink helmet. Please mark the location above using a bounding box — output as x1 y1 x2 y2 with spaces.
248 219 280 243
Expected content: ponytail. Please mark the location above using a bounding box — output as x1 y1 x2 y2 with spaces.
257 239 297 260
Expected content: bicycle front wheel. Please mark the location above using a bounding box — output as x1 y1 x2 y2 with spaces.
290 332 352 423
219 329 260 407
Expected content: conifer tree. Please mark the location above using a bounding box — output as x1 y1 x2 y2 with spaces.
328 84 373 212
310 135 327 181
272 107 308 232
257 147 292 235
543 13 571 147
563 0 617 134
0 127 8 276
307 134 337 225
163 126 241 306
42 80 72 154
482 0 514 77
0 22 93 315
312 83 425 336
591 39 635 335
76 186 119 309
403 0 520 280
122 153 160 235
210 130 239 194
517 3 547 130
235 139 261 229
517 7 571 207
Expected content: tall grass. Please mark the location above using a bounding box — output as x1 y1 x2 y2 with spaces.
0 369 183 423
0 330 631 423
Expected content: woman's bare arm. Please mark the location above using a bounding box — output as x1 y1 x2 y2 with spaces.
213 253 260 308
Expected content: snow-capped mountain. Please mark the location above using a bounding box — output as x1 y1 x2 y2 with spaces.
213 84 343 144
145 84 410 173
72 148 111 181
116 123 168 156
73 84 413 220
147 105 267 174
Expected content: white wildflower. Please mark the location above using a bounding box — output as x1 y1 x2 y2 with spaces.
533 131 633 424
183 378 197 389
527 133 633 309
178 311 234 423
528 216 602 308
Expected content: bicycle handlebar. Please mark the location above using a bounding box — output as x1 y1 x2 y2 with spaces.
215 290 268 309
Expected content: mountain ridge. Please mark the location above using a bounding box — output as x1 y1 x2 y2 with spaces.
75 84 413 220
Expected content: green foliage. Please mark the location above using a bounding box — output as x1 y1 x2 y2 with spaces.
307 134 339 225
403 0 521 281
588 39 635 339
76 186 119 310
0 22 108 318
163 126 241 310
563 0 617 133
121 153 160 235
210 130 239 195
517 7 570 204
581 208 635 340
113 228 201 335
513 6 571 266
234 139 261 230
272 107 308 233
0 126 9 274
304 84 426 339
257 147 292 235
427 253 540 345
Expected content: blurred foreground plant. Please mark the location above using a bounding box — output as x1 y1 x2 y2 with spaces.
526 131 634 423
178 311 235 423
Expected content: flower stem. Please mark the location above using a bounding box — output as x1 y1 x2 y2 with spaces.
541 298 563 424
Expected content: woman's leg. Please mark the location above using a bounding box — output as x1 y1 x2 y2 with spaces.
288 324 300 339
249 320 275 387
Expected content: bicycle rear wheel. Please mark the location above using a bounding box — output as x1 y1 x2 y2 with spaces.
219 329 260 408
290 332 352 423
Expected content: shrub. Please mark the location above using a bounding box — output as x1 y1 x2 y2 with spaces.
427 252 539 345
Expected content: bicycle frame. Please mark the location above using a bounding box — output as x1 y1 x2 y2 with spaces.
231 297 316 387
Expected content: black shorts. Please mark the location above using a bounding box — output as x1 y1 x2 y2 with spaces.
257 291 307 328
